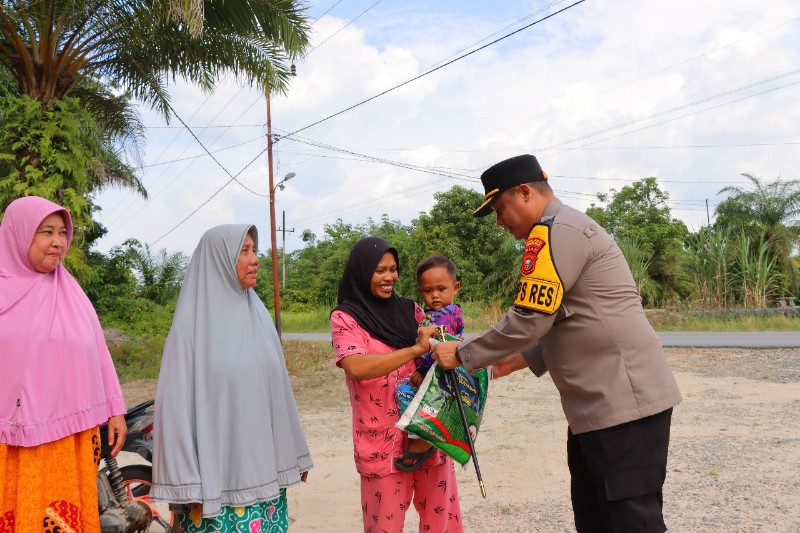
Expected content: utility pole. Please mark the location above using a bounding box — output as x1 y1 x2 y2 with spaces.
266 89 281 337
265 64 296 339
705 199 710 226
280 210 295 289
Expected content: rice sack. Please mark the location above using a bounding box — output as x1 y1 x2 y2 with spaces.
396 332 489 465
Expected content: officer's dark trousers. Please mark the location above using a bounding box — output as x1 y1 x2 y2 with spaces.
567 408 673 533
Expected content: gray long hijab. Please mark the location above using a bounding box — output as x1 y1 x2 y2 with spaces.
151 224 312 517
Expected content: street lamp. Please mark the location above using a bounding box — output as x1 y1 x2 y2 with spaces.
275 172 296 191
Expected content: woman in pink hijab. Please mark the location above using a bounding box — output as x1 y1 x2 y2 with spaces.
0 196 127 533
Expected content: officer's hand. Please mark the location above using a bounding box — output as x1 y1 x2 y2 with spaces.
432 340 461 370
490 353 528 379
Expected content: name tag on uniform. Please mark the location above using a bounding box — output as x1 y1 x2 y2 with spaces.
513 223 563 314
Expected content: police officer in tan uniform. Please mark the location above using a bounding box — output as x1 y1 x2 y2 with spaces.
433 154 682 532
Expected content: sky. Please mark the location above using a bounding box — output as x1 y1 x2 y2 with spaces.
93 0 800 257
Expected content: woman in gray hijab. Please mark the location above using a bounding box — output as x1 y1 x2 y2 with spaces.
152 224 312 533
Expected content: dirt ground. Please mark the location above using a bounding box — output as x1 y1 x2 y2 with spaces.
122 347 800 532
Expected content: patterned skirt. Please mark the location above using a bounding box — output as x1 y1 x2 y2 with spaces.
0 427 101 533
178 490 289 533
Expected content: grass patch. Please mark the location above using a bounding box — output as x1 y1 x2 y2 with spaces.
459 301 509 332
279 300 512 333
109 335 333 383
108 333 166 382
281 308 332 333
282 303 799 333
107 303 797 383
283 340 333 376
646 309 799 332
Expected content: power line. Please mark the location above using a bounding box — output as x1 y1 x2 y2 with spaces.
314 0 346 20
115 0 398 240
550 175 749 185
540 77 800 160
104 88 251 226
280 0 588 140
446 14 800 153
112 0 585 204
417 0 575 73
276 140 800 155
139 135 265 168
308 0 384 54
534 68 800 156
150 146 269 245
142 123 264 129
132 131 800 173
278 130 479 181
276 132 728 226
103 93 216 219
131 0 790 244
106 93 267 232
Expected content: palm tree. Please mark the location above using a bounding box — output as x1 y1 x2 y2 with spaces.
0 0 309 203
717 173 800 294
124 238 188 305
0 0 309 110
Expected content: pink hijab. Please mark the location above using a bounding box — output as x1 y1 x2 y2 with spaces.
0 196 126 447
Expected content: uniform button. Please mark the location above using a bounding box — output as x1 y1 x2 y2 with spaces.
590 224 596 231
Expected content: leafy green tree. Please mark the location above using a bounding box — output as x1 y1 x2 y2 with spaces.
408 186 518 303
275 220 367 311
586 177 689 305
0 94 122 276
82 241 182 337
478 233 524 307
82 245 138 316
716 173 800 294
277 187 521 311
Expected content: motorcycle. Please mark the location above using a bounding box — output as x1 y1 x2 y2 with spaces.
98 399 172 533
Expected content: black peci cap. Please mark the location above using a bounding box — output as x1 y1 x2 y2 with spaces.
473 154 548 217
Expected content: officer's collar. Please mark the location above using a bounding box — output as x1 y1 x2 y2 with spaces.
539 197 563 221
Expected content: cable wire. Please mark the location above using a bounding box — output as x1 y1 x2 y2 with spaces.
280 0 587 140
308 0 384 54
150 146 270 245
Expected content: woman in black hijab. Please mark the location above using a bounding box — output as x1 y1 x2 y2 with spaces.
330 237 463 533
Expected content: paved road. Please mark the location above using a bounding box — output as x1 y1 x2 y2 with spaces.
283 331 800 348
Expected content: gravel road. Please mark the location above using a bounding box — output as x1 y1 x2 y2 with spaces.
453 347 800 532
121 347 800 532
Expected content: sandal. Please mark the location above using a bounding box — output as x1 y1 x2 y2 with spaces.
393 446 437 472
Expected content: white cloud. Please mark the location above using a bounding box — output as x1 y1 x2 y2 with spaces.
94 0 800 256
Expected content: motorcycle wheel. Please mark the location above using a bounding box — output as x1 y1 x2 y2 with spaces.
119 464 175 533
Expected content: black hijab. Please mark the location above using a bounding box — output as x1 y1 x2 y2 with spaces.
333 236 418 349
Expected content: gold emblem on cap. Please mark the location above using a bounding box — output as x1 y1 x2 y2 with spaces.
473 188 501 215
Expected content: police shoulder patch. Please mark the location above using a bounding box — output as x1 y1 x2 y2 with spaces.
514 223 563 314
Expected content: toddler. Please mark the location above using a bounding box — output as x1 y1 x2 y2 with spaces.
394 254 463 471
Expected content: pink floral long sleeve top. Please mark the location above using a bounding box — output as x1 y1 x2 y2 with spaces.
330 305 425 478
